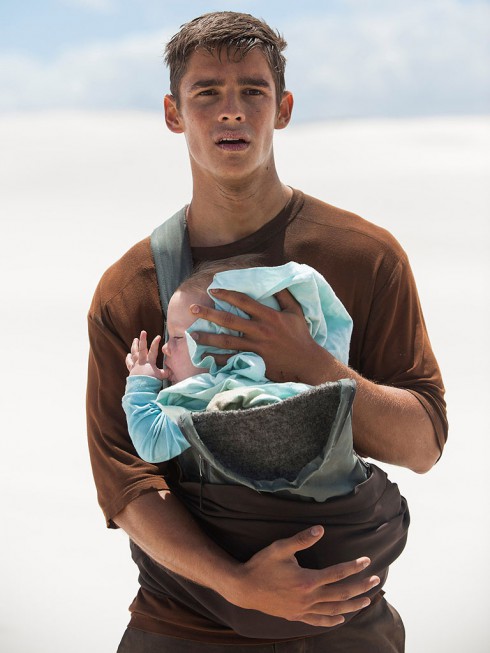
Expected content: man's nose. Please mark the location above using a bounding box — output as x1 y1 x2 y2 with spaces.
218 92 244 122
162 341 170 356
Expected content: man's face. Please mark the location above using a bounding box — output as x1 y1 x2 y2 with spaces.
162 288 213 384
164 48 292 183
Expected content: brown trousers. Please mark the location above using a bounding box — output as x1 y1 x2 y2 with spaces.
117 597 405 652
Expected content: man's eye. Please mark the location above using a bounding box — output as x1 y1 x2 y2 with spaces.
245 89 263 96
172 336 184 340
198 89 216 96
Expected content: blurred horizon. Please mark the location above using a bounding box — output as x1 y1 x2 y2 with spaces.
1 0 489 122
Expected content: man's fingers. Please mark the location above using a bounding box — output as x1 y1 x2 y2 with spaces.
290 591 371 626
274 288 304 315
299 613 345 628
192 330 243 352
313 597 371 616
190 302 252 333
316 574 379 605
314 557 374 589
270 526 326 559
208 288 272 319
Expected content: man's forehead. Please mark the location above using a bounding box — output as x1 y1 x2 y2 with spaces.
181 47 273 85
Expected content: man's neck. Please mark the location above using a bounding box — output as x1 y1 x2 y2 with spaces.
186 171 292 248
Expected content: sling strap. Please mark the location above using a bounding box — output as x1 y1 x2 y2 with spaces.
150 206 193 328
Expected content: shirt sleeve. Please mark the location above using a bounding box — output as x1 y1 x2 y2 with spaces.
122 375 190 463
86 241 174 528
359 253 448 454
87 313 172 527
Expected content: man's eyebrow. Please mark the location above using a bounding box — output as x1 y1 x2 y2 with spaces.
189 78 224 90
237 77 271 88
189 77 272 90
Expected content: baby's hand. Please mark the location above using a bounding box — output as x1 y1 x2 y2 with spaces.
125 331 169 381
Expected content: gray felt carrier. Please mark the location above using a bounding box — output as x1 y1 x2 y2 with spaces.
151 210 368 501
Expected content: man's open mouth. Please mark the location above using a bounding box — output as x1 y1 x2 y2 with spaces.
217 137 247 144
215 134 250 150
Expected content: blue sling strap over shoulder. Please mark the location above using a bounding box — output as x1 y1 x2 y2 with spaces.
150 206 193 327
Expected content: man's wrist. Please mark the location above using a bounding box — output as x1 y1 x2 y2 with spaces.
210 559 252 608
300 344 348 386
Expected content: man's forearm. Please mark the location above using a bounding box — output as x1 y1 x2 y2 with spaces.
352 376 439 473
301 346 440 473
113 490 240 599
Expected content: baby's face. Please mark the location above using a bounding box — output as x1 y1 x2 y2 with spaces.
162 288 213 384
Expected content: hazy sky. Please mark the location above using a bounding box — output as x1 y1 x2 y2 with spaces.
1 0 489 121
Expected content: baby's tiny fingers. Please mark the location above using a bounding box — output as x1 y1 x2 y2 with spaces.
137 331 149 363
148 335 161 363
125 353 134 371
131 338 139 356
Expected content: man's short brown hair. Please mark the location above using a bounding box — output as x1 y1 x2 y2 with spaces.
164 11 287 106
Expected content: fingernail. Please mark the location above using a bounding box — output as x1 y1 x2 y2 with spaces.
310 526 322 537
209 288 221 295
190 304 200 314
369 576 380 586
361 598 371 608
191 333 199 341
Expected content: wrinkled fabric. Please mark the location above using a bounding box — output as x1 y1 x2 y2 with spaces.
118 595 405 651
207 386 297 411
130 462 409 641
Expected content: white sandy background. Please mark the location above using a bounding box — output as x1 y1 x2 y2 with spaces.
0 111 489 652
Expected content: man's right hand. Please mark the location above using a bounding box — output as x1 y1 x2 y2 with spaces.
223 525 379 627
116 493 379 628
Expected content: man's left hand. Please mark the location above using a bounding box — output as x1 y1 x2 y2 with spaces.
189 288 326 384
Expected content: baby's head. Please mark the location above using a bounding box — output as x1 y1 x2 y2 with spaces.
162 254 264 384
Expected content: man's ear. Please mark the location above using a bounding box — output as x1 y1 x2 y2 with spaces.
164 94 184 133
275 91 294 130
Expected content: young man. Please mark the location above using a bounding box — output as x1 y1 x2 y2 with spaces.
87 11 447 652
